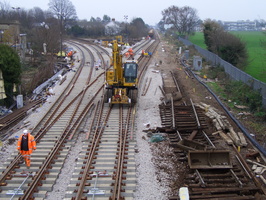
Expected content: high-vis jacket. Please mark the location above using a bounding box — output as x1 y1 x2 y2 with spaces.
17 133 36 154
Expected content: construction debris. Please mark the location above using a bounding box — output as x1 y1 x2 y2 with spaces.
234 104 248 109
197 102 247 147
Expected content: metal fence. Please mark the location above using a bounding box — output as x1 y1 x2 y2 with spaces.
179 37 266 108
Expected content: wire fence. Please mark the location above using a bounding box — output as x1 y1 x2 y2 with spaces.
179 37 266 109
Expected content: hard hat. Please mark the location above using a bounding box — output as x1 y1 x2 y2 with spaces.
23 130 28 134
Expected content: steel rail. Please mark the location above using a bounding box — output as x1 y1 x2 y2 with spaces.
190 98 201 129
141 77 152 96
170 71 181 93
21 85 103 199
85 101 100 140
1 38 155 198
0 44 88 185
171 97 176 129
75 101 112 200
0 41 107 197
137 40 160 85
0 74 102 186
232 145 266 195
68 85 105 140
111 105 132 199
111 105 124 199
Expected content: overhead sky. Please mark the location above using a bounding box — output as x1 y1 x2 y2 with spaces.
4 0 266 25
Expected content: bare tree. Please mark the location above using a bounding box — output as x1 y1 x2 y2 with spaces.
31 18 61 53
28 7 46 23
0 1 12 20
161 5 199 38
48 0 77 28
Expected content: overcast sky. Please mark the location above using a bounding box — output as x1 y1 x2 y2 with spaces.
4 0 266 25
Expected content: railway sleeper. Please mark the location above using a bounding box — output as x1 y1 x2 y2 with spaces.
189 194 257 200
190 186 261 194
200 173 246 180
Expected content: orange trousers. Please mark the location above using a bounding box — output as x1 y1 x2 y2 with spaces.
21 151 31 167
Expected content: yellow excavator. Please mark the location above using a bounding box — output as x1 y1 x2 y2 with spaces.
105 36 138 105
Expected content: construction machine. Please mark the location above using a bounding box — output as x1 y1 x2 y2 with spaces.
105 36 138 105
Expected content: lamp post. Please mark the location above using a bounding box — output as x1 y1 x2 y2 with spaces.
12 6 20 19
124 15 128 42
12 7 20 11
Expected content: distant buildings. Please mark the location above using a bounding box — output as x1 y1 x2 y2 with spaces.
194 20 266 32
0 21 20 44
222 20 259 31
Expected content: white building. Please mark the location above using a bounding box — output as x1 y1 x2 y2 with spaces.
105 18 120 35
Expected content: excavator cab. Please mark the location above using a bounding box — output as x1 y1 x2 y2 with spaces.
124 62 138 83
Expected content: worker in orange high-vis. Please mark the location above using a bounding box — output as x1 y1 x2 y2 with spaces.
128 48 134 59
17 130 36 168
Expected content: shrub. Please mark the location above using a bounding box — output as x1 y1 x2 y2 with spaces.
224 80 263 113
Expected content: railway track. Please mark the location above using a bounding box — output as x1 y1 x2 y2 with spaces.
0 38 156 200
0 40 106 199
64 103 136 199
0 100 43 141
1 33 265 200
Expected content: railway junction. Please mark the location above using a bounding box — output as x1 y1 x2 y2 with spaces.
0 34 265 200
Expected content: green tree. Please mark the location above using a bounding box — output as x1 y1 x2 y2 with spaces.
0 1 11 20
202 19 224 52
202 19 248 69
0 44 21 106
218 32 247 68
260 32 266 76
157 20 165 32
102 15 111 24
89 17 96 22
67 24 86 37
128 18 148 38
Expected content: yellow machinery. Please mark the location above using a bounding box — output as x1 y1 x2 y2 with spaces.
105 36 138 105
